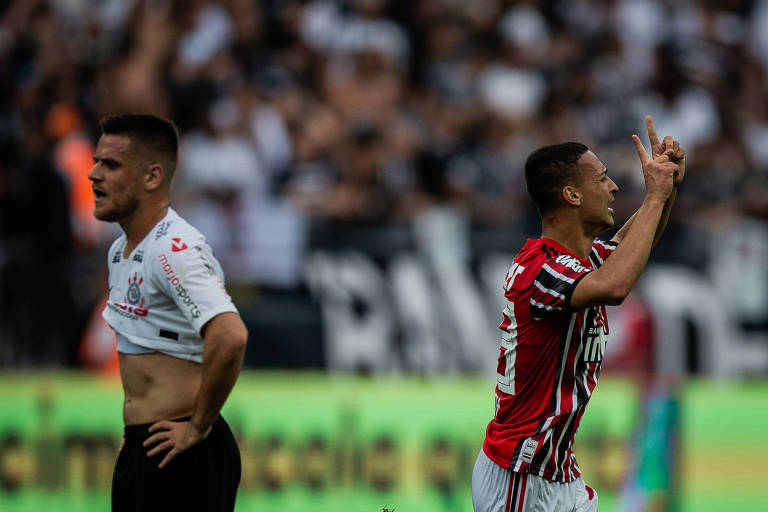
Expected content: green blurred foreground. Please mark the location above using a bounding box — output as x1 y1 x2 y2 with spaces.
0 372 766 511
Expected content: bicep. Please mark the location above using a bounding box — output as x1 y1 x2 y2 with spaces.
201 312 248 348
152 245 238 333
569 270 623 309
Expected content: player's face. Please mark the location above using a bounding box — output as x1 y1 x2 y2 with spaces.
576 151 619 231
88 134 143 223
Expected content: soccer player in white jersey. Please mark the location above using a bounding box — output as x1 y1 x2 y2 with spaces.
89 113 248 511
472 117 685 512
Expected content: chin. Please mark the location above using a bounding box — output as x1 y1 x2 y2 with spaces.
595 218 614 233
94 203 134 223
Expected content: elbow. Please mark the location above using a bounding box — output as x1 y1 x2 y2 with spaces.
603 282 632 305
213 324 248 356
603 294 626 306
229 325 248 353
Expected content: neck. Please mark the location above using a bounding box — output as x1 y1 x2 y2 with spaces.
540 213 598 260
120 201 171 255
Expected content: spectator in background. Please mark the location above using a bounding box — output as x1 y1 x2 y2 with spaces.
1 0 768 369
0 110 75 367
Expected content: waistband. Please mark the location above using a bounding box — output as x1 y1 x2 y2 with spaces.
123 416 192 442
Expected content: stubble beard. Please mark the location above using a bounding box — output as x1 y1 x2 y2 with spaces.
94 194 140 223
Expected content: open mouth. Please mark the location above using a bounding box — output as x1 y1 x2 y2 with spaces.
93 190 106 199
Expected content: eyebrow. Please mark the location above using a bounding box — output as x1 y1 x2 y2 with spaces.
93 156 120 166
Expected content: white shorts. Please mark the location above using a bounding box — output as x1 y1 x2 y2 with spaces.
472 449 598 512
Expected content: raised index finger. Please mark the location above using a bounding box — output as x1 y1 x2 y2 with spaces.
646 115 660 149
632 134 650 164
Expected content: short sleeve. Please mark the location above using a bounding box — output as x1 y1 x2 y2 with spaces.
529 256 592 320
152 242 238 335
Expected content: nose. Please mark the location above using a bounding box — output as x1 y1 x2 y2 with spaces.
88 161 100 182
610 177 619 193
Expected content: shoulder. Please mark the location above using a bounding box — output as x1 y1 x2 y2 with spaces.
145 209 207 257
519 240 564 273
534 242 591 282
141 210 216 282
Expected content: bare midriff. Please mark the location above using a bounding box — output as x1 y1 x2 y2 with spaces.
119 352 201 426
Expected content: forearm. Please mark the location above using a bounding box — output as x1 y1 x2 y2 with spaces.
601 196 666 294
653 185 677 246
573 195 667 309
612 186 677 246
190 320 246 434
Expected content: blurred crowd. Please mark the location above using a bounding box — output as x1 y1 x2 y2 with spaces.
2 0 768 368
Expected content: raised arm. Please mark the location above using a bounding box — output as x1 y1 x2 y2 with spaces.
612 115 686 246
570 131 678 309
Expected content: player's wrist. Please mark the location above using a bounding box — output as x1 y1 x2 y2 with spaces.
642 194 667 208
187 419 210 438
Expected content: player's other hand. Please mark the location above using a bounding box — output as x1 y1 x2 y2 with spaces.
143 419 212 468
645 115 685 186
632 133 677 202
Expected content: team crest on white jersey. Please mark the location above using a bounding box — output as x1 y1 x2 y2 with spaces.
108 271 148 318
126 273 144 306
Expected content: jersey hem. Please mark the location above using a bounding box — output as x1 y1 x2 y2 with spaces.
481 439 580 483
481 439 512 470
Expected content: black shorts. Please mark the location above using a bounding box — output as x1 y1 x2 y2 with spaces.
112 415 241 512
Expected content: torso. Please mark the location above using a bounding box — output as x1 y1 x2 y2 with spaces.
119 352 201 425
483 237 617 482
103 208 238 425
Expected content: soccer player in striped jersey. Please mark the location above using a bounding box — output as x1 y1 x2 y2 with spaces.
472 116 685 512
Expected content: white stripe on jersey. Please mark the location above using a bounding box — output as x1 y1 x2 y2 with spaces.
528 312 577 476
589 247 603 265
553 319 587 480
534 430 553 477
541 263 577 283
593 239 616 250
553 409 578 480
529 299 563 314
555 317 590 481
498 302 518 394
555 313 577 418
533 279 566 300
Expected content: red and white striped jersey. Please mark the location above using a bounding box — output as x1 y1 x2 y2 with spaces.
482 237 617 482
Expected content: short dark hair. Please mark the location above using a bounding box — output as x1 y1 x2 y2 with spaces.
524 142 589 215
99 113 179 176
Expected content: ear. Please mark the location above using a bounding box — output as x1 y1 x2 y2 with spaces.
562 185 581 207
144 163 165 192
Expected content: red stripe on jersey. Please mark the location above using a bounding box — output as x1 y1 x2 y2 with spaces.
483 238 615 483
500 312 512 330
497 346 508 376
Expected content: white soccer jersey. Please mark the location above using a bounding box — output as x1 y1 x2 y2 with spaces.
103 208 238 363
